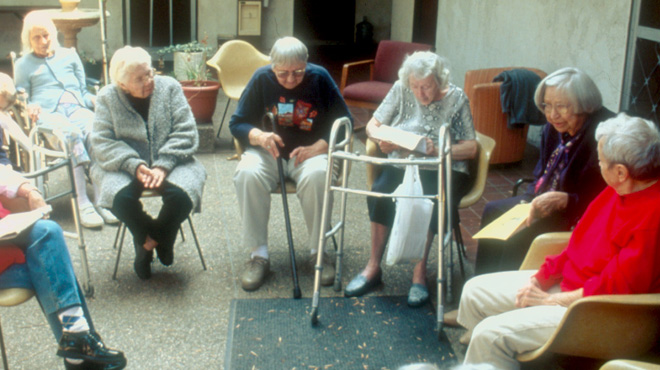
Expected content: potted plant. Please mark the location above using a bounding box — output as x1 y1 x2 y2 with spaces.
157 37 221 124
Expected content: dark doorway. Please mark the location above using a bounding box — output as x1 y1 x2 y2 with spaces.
413 0 437 46
125 0 193 47
293 0 356 46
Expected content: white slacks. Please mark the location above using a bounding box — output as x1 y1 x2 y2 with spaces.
458 270 567 370
233 147 333 253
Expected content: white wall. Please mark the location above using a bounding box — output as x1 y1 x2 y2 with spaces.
435 0 632 111
391 0 414 42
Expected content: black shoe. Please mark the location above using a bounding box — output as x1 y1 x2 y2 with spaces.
344 271 382 297
155 239 174 266
57 331 126 367
133 239 152 280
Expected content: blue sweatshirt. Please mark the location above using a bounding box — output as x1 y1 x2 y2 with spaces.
229 63 351 159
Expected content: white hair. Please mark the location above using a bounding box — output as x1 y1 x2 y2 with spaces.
21 11 60 55
109 46 153 85
270 36 308 66
534 67 602 115
595 113 660 181
398 51 450 90
0 72 17 110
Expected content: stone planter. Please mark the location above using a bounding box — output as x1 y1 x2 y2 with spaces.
181 80 220 152
173 51 207 82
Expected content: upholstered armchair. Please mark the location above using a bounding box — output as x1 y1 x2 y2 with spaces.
464 67 546 164
339 40 431 129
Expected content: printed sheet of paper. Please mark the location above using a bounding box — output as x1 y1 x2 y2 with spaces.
370 125 427 153
0 206 52 241
472 203 531 240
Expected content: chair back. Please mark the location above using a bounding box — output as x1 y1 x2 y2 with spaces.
206 40 270 101
463 67 546 103
372 40 432 83
458 132 495 208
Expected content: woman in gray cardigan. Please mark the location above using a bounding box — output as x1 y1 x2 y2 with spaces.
91 46 207 280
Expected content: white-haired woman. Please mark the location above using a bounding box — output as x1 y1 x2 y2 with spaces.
344 51 477 307
90 46 207 280
459 114 660 369
472 68 615 277
229 36 352 292
14 11 111 228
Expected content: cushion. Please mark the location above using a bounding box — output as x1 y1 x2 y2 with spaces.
342 81 393 103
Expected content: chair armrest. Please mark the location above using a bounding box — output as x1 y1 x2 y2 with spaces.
519 232 571 270
513 178 534 196
340 59 375 94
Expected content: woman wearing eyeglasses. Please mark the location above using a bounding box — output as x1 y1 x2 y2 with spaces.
90 46 207 280
229 36 352 292
473 67 615 276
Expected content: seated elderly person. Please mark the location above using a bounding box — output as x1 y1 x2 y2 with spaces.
229 36 352 291
455 114 660 370
473 67 615 276
14 12 116 228
0 72 17 168
344 51 477 307
91 46 207 280
0 167 126 369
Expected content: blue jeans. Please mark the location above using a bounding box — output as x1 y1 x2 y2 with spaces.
0 220 94 340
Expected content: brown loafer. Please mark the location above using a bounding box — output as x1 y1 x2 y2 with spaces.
310 252 335 286
443 309 460 327
240 257 270 291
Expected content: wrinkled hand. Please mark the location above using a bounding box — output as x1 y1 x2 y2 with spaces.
425 138 437 156
258 132 285 158
378 140 399 154
290 140 328 166
27 103 42 123
136 164 168 189
515 277 551 308
527 191 569 226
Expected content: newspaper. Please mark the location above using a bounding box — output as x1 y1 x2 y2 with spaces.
472 203 531 240
0 205 52 241
370 125 427 154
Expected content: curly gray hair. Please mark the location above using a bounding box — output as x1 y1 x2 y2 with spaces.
398 51 450 90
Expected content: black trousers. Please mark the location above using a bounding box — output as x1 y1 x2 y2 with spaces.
112 179 193 252
474 194 571 275
367 166 470 234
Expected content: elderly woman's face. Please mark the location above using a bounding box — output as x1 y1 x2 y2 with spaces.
542 86 586 136
272 61 306 90
409 75 442 106
121 64 155 99
30 26 53 58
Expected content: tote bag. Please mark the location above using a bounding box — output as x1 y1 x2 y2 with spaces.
385 165 434 265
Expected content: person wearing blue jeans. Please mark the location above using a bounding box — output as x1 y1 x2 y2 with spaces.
0 167 126 369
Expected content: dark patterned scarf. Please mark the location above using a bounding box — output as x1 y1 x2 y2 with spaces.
535 131 583 195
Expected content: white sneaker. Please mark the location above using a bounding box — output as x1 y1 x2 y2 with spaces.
79 204 103 229
95 206 119 225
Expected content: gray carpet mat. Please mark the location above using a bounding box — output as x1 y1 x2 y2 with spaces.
225 296 457 369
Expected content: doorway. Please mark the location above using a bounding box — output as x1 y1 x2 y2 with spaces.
123 0 196 48
413 0 437 46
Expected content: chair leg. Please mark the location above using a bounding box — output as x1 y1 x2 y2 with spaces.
453 222 466 279
0 318 8 370
112 223 127 280
187 216 207 270
215 99 231 138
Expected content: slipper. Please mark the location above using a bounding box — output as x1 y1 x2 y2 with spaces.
407 283 429 307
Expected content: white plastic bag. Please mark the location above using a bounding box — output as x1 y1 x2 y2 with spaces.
386 165 434 265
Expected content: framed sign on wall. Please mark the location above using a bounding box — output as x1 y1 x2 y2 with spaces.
238 1 261 36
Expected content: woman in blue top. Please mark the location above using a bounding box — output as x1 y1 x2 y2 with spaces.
14 11 115 228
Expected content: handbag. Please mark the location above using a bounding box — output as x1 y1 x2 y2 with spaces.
385 165 434 265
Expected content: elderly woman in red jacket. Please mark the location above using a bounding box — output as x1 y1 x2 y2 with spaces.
454 114 660 370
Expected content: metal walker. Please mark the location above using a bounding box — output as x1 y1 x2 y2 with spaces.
311 121 458 334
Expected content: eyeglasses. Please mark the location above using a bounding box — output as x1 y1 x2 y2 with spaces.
273 68 305 79
131 68 156 85
541 103 571 116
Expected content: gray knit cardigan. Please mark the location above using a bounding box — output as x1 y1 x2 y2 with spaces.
90 75 207 209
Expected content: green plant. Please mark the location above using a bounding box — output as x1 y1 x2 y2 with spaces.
157 36 214 85
156 35 213 56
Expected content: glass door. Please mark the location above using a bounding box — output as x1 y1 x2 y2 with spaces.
621 0 660 126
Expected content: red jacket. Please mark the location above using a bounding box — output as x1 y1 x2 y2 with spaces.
0 202 26 274
535 181 660 296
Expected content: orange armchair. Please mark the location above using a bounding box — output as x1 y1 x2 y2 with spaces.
339 40 431 128
464 67 546 164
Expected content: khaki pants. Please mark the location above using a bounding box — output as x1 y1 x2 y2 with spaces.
233 147 333 253
458 270 566 370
